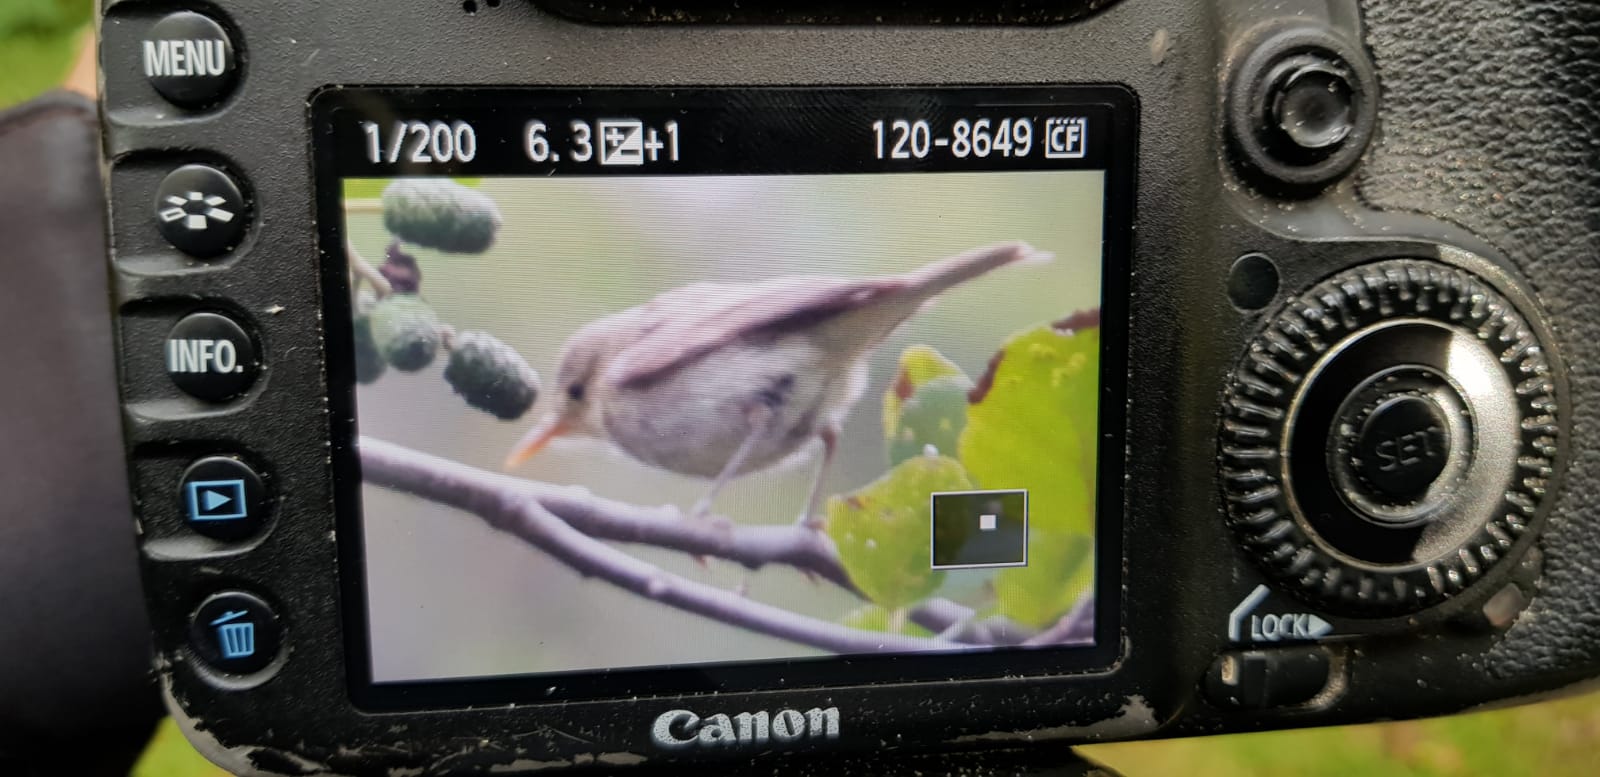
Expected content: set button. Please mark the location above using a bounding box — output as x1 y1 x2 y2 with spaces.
1328 364 1471 529
1350 393 1452 503
189 591 281 675
140 11 239 107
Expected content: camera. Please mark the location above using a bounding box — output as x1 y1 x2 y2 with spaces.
96 0 1598 773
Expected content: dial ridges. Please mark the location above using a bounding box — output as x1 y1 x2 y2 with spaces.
1219 260 1558 615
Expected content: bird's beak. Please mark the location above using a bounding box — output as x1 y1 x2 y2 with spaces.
504 416 572 470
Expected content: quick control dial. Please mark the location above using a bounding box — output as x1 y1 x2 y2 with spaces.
1220 259 1561 616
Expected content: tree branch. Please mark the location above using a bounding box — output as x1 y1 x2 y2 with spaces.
347 239 393 297
361 437 858 589
1022 594 1095 647
358 437 1092 650
359 437 977 654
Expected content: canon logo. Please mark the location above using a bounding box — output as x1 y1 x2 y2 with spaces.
650 707 841 749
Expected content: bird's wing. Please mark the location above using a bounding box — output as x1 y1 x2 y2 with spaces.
605 274 908 389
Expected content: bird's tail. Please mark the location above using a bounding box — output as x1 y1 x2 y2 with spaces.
897 241 1054 301
812 241 1054 360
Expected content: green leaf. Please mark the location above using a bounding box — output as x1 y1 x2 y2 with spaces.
344 178 482 203
887 375 972 466
825 455 972 609
993 530 1094 628
343 178 389 201
882 344 969 439
958 320 1100 626
839 604 933 637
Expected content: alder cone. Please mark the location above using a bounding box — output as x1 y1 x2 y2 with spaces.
444 330 541 420
381 178 502 254
352 314 387 384
369 294 442 372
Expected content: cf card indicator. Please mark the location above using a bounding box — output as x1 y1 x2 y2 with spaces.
1044 117 1088 159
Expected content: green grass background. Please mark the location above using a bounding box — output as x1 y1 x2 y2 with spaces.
0 0 90 106
4 2 1595 774
129 691 1600 777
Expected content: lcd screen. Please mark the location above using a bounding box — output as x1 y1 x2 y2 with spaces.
315 87 1132 705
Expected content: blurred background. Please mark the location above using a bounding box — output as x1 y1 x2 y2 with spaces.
3 1 1596 774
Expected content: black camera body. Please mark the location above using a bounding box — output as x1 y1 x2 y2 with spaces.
97 0 1600 774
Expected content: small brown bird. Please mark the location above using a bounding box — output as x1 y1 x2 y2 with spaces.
505 242 1050 526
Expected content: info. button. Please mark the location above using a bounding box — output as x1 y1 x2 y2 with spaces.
165 312 260 402
931 489 1028 570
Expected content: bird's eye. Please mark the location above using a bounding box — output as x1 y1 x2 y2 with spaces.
567 383 586 402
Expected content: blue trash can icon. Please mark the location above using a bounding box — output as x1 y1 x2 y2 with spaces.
211 610 256 659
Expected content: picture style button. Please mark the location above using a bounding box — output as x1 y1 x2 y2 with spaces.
190 591 281 675
180 456 267 541
165 312 259 401
931 489 1029 570
141 11 238 107
153 164 247 258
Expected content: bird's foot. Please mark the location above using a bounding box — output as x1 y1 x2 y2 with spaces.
686 514 732 569
793 512 825 532
687 496 715 522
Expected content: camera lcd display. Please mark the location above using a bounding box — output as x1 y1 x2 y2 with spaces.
317 87 1132 705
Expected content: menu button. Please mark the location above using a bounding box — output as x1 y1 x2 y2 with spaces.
141 12 238 107
143 39 227 77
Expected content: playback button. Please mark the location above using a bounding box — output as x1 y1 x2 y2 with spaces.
179 456 267 541
164 312 259 401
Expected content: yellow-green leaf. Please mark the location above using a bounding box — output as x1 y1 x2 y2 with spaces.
993 530 1094 628
958 319 1100 627
826 455 972 608
958 322 1099 536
